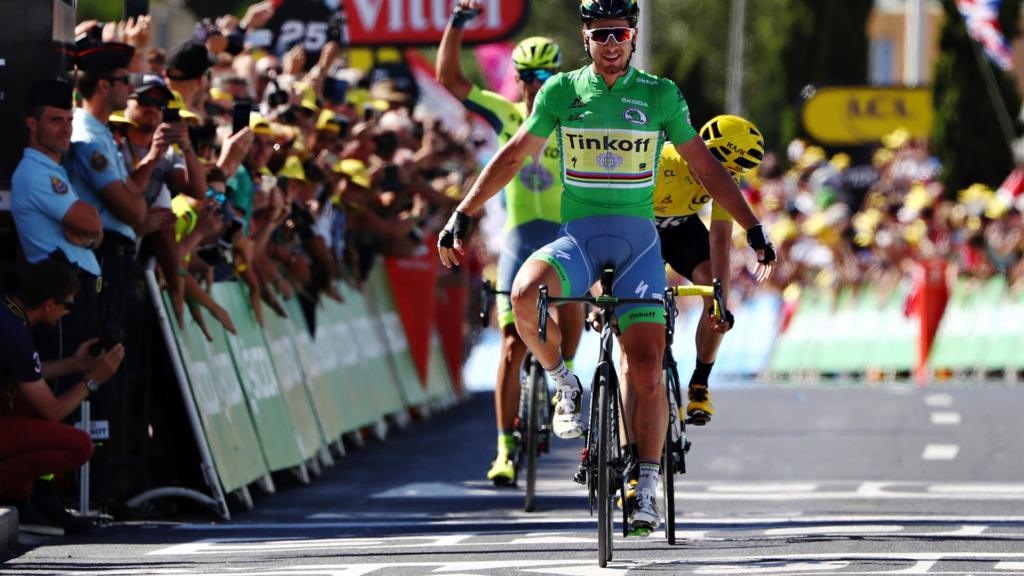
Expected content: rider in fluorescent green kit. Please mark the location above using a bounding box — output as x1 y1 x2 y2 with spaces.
438 0 585 486
439 0 777 533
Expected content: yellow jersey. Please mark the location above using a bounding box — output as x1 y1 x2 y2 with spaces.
653 144 733 222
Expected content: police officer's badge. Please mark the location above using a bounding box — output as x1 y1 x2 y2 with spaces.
90 150 109 172
50 176 68 195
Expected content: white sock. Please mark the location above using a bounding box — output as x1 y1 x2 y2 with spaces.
637 462 660 494
546 358 577 390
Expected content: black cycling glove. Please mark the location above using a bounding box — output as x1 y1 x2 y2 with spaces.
746 224 777 265
450 6 480 28
438 210 471 249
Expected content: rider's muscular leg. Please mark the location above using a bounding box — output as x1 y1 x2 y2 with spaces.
619 323 667 463
511 260 566 370
495 325 529 432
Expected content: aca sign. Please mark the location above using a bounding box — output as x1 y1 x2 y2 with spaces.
343 0 529 46
801 87 933 146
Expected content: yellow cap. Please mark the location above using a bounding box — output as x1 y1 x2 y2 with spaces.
168 90 201 124
108 110 135 126
277 155 307 182
209 87 233 103
316 109 341 133
333 158 371 189
830 153 851 171
882 127 910 150
294 81 320 114
250 113 273 136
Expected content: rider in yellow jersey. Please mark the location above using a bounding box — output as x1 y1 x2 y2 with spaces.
437 0 585 486
654 115 766 425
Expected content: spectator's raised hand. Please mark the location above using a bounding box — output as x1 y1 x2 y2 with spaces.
241 1 276 30
150 123 172 158
124 15 152 49
72 338 100 374
282 43 307 76
218 127 254 176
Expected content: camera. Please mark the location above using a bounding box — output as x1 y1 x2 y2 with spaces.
89 323 124 356
162 107 181 124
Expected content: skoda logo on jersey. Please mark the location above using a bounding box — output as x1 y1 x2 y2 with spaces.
624 108 648 126
596 152 625 170
520 164 554 192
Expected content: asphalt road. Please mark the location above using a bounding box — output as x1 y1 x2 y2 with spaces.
4 383 1024 575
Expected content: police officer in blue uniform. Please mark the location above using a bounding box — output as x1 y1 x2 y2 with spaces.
12 80 103 279
66 40 143 337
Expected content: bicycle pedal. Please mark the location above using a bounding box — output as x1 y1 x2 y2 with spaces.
685 412 710 426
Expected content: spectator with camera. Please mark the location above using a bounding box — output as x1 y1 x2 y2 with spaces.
0 258 124 535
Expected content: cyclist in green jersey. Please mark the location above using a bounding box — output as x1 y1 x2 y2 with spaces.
439 0 777 533
437 0 584 486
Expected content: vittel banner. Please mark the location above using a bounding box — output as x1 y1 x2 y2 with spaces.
343 0 528 45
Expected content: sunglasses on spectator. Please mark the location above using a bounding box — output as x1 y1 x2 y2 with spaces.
518 69 556 84
585 27 636 45
206 188 227 204
133 94 168 109
57 298 75 309
104 75 132 85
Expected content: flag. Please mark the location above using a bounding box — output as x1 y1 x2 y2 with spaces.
474 42 521 101
957 0 1015 70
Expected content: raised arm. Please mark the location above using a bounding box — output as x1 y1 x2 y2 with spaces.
435 0 482 101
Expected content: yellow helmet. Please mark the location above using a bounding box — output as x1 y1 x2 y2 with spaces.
700 115 765 174
511 37 562 71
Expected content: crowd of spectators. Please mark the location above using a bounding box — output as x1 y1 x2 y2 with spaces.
2 1 476 535
729 129 1024 300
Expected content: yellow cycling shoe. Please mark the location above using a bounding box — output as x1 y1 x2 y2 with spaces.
487 452 516 486
616 479 638 510
686 383 715 425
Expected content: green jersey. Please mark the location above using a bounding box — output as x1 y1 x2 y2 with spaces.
464 85 562 230
524 65 698 222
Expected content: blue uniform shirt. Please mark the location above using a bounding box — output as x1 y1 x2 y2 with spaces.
66 108 135 240
11 148 101 275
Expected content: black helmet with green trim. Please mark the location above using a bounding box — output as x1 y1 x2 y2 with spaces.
579 0 639 27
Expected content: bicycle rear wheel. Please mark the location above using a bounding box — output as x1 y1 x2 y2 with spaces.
524 360 543 512
597 375 613 567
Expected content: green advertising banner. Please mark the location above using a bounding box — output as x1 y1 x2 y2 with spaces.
261 302 326 461
318 291 384 430
931 278 1023 372
213 283 305 472
336 281 407 419
160 294 268 493
364 264 428 409
285 297 358 440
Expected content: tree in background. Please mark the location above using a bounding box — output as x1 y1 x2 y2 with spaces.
774 0 873 152
932 0 1022 195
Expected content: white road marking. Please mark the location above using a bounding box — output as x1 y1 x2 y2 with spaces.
996 561 1024 570
694 561 849 574
929 484 1024 494
764 525 903 536
922 444 960 460
366 481 1024 503
924 393 954 408
706 483 818 493
930 411 962 425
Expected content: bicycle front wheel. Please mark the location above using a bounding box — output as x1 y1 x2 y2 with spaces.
524 360 542 512
597 376 613 566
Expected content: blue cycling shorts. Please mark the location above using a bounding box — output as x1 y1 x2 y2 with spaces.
525 215 666 333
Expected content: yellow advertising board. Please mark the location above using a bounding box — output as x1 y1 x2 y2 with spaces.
801 87 932 146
